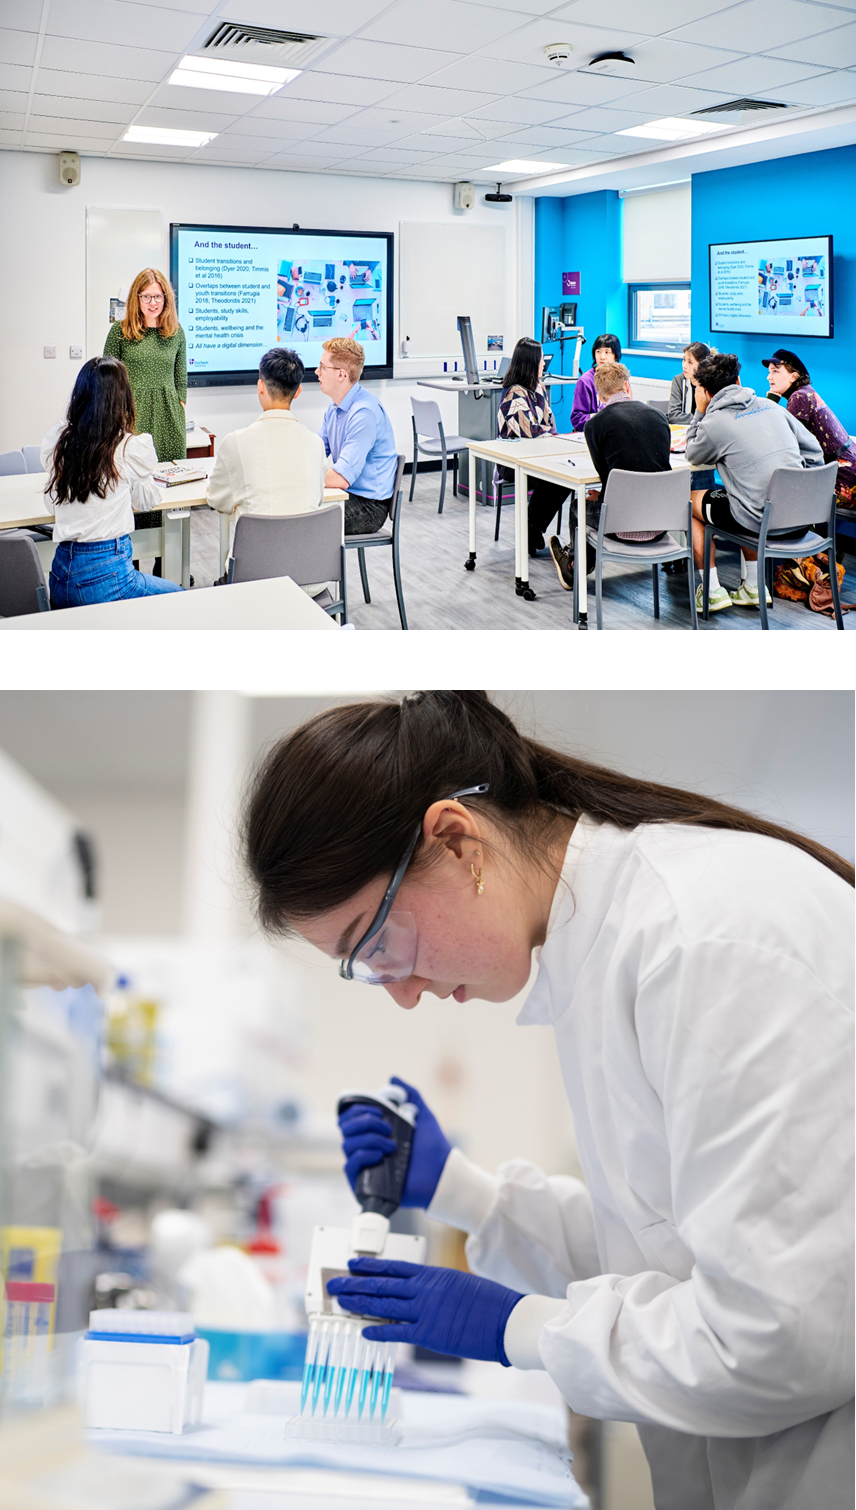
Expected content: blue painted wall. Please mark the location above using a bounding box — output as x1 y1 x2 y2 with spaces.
535 144 855 429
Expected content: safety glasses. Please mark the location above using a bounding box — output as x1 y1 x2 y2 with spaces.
339 783 489 985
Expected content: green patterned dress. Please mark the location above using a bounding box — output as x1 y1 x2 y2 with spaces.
102 323 187 532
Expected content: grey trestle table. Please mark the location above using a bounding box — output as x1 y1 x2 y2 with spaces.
465 435 691 630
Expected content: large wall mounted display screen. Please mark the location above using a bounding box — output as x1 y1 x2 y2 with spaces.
709 234 833 340
170 223 394 386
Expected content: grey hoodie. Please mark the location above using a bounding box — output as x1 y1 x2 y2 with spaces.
685 384 823 530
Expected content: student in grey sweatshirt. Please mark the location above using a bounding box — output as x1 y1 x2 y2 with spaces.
685 352 823 613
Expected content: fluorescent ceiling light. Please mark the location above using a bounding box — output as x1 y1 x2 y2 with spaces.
484 158 571 173
124 125 218 148
617 116 729 141
169 55 300 96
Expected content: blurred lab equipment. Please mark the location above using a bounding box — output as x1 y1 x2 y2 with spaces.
79 1309 208 1433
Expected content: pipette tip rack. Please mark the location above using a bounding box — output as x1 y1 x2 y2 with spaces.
286 1314 401 1446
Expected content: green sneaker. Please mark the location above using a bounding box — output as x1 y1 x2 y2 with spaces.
696 582 733 613
729 579 772 608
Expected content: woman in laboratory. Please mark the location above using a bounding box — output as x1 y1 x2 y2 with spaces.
243 691 853 1510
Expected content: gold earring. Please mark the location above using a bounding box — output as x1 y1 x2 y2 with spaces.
470 851 484 896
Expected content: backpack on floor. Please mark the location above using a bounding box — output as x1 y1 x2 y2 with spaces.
773 555 851 616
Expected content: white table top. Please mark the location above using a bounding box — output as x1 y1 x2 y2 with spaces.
0 575 340 631
467 432 691 486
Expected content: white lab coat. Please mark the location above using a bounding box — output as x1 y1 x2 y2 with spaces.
429 817 854 1510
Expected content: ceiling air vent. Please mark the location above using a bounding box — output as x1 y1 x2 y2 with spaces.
201 23 331 69
691 98 791 115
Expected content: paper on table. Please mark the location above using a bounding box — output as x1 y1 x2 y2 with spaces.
88 1381 589 1509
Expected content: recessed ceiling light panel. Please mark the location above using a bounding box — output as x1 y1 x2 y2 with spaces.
124 125 218 147
485 158 571 173
169 55 300 96
617 116 730 141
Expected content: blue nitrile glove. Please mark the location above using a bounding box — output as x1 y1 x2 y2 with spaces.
338 1076 452 1209
327 1257 524 1366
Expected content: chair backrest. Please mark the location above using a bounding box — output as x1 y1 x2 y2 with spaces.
0 532 50 614
601 467 691 535
229 504 344 587
410 398 443 442
646 399 670 416
0 450 27 477
766 462 839 531
388 454 407 527
22 446 44 473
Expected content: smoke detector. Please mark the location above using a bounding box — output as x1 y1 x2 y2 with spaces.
543 43 572 66
588 52 636 77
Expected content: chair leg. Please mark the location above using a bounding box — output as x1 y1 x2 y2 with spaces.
358 547 371 603
652 563 660 620
438 455 446 515
688 554 698 629
595 548 603 631
453 453 458 498
827 544 845 630
494 492 502 542
409 444 417 501
702 528 712 620
766 555 774 610
758 543 769 630
392 535 408 630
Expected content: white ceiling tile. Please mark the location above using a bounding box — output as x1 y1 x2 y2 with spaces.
279 72 397 106
0 63 32 92
616 81 738 112
476 17 650 67
283 138 368 156
136 104 241 130
223 0 392 30
0 128 25 143
27 114 124 137
489 123 602 146
668 0 856 49
405 130 496 150
260 153 350 169
353 107 450 130
0 0 42 31
312 39 462 83
438 116 519 139
0 26 38 64
25 130 120 148
109 141 199 156
112 0 214 10
32 93 139 122
354 145 443 160
309 123 415 144
0 90 31 112
0 109 24 127
30 68 154 103
420 56 557 92
192 139 278 157
554 0 739 30
145 81 263 113
248 96 361 125
46 0 203 50
465 96 571 124
225 114 309 137
40 35 178 81
517 71 659 106
377 82 502 112
759 68 856 101
465 0 568 12
765 18 856 63
678 55 835 86
546 104 667 130
620 38 746 83
360 0 524 51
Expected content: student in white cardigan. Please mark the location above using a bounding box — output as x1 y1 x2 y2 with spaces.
207 347 327 530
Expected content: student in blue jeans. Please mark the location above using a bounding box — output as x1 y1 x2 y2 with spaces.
41 356 183 607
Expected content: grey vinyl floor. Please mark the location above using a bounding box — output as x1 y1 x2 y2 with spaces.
154 474 856 633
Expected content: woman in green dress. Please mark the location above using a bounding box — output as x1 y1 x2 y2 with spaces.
103 267 187 569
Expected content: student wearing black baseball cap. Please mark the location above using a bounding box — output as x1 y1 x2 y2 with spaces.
764 352 856 510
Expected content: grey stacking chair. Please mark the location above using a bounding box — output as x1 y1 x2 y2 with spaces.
0 450 27 476
22 446 44 473
647 399 671 417
702 461 841 630
576 467 696 630
410 398 468 514
0 532 50 615
345 454 408 630
226 504 347 622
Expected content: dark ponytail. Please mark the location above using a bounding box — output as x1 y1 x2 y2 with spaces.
242 692 854 935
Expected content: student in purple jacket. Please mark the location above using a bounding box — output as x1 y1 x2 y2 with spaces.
570 333 622 431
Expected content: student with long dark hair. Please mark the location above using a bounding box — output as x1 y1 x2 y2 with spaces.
570 333 621 431
497 336 570 558
243 691 853 1510
41 357 183 607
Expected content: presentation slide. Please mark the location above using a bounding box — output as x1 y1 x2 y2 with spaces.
709 235 832 340
170 224 393 385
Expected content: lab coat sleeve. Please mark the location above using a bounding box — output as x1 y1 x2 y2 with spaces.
428 1147 600 1297
534 940 854 1437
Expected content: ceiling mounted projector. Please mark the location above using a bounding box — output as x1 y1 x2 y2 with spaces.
588 52 636 77
543 42 572 65
485 183 513 203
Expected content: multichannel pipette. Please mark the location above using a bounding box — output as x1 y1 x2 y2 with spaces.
286 1083 427 1447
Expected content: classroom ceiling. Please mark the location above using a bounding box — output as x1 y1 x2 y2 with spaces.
0 0 854 184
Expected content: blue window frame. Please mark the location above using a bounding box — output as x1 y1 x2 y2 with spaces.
629 283 691 352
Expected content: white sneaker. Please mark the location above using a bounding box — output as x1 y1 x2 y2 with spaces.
730 579 772 608
696 582 732 613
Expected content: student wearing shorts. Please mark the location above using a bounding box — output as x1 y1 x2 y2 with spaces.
685 353 823 613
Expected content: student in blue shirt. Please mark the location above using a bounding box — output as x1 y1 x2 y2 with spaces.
317 337 398 534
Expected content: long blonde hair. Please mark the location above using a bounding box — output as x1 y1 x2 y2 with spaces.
121 268 179 341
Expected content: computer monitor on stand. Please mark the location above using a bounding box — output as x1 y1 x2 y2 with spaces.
457 315 479 385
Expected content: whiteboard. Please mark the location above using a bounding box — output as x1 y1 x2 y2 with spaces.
399 221 506 358
86 207 164 359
